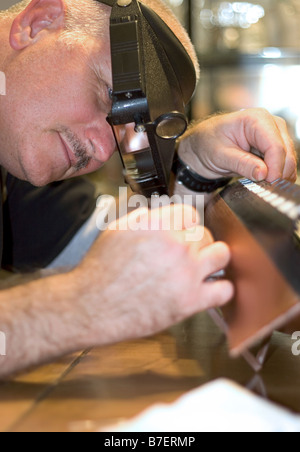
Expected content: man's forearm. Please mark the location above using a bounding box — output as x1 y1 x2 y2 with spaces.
0 272 88 378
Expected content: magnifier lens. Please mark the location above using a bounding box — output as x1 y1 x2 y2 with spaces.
155 114 187 140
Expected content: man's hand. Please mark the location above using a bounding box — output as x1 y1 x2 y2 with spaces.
0 204 232 377
72 205 233 345
178 108 298 183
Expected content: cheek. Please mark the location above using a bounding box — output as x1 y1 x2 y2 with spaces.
18 131 70 185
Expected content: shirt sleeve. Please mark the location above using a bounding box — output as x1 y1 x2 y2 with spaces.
2 174 96 272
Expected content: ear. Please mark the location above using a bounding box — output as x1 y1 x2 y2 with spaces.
9 0 65 50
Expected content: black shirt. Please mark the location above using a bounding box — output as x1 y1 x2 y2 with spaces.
1 173 96 272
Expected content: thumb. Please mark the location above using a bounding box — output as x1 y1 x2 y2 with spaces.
200 280 234 310
197 242 231 280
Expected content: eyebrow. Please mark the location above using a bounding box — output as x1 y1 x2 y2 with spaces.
90 62 112 110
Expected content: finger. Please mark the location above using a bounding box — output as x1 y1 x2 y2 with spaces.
112 207 149 231
215 145 268 182
170 226 213 249
273 116 298 182
186 226 214 254
150 204 200 231
240 109 287 182
197 242 231 280
199 280 234 310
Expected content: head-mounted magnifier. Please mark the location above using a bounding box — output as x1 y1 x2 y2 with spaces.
97 0 197 198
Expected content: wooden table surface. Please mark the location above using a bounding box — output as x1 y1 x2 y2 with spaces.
0 312 300 432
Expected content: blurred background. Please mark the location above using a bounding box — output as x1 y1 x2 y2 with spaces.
164 0 300 157
2 0 300 191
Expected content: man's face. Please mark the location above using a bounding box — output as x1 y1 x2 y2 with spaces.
0 26 116 186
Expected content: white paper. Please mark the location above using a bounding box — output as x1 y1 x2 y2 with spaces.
106 379 300 433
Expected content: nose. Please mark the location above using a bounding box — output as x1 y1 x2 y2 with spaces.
85 122 115 163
